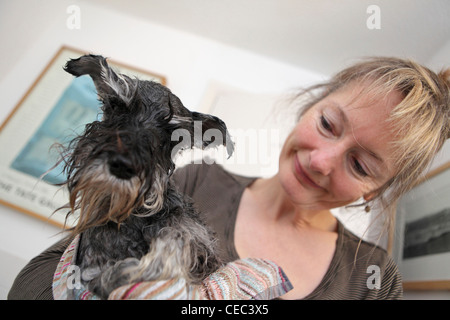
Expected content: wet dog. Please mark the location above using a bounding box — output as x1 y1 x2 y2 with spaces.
57 54 233 299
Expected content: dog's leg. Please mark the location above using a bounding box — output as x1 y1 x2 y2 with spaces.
94 215 221 299
91 233 186 299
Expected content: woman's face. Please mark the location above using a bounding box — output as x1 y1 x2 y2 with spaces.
278 83 403 210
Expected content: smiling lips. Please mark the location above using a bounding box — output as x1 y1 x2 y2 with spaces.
294 155 324 190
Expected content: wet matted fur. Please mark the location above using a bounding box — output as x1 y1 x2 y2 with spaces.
56 54 233 299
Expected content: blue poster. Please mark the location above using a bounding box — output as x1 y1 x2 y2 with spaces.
11 76 101 184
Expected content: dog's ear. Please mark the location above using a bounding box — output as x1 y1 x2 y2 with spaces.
64 54 135 105
167 94 234 158
191 111 235 158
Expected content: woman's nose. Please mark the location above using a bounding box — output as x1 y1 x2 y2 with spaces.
309 147 340 176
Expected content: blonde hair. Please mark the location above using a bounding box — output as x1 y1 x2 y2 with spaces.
294 57 450 246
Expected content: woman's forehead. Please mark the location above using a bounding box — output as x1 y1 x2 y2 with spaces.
327 82 403 113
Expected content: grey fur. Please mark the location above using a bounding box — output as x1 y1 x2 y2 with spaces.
56 54 233 299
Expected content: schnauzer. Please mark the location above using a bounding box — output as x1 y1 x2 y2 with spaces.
56 54 234 299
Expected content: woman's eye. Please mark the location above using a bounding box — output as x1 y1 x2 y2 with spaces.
320 115 333 133
352 157 368 177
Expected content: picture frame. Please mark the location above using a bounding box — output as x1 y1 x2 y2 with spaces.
394 161 450 290
0 46 166 228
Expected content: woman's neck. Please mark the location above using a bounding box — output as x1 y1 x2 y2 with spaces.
248 174 338 233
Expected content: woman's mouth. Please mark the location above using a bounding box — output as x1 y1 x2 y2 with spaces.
294 156 323 190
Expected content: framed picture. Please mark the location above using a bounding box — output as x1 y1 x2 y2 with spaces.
395 161 450 290
0 46 166 228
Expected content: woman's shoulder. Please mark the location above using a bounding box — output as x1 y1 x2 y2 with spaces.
172 161 256 263
337 221 393 267
172 161 256 196
329 221 403 299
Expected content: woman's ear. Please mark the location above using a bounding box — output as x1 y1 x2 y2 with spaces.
363 191 377 202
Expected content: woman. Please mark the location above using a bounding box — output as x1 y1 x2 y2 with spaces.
9 57 449 300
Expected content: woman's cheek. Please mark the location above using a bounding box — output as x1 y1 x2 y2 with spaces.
290 119 319 152
329 174 373 204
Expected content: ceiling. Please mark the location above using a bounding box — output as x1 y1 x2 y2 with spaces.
91 0 449 75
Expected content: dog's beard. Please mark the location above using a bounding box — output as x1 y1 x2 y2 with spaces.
67 160 166 234
137 168 167 214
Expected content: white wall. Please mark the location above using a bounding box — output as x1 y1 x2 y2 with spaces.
1 0 448 300
425 39 450 173
400 40 450 301
0 0 322 299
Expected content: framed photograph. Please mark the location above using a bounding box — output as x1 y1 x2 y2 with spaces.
395 161 450 290
0 46 166 228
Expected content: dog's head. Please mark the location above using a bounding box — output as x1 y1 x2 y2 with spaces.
61 54 233 232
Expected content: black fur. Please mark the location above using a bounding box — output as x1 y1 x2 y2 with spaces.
56 54 233 299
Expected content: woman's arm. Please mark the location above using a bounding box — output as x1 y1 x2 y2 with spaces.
8 236 73 300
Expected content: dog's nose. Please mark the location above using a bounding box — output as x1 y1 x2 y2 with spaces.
108 155 136 180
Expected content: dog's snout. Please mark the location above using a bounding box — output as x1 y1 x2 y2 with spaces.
108 154 136 180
